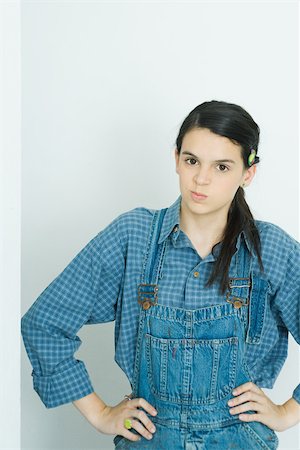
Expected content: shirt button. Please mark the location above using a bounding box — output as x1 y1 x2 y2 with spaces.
193 271 200 278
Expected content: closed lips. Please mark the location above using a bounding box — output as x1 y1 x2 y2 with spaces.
193 192 207 197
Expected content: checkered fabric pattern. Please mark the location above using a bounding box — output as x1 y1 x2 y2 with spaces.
21 195 300 408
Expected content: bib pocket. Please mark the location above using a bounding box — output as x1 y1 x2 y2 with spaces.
145 334 238 405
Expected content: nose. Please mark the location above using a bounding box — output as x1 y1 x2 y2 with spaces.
194 166 211 185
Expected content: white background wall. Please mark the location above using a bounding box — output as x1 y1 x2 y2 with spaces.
0 1 21 450
12 0 299 449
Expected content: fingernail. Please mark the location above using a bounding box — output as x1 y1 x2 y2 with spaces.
232 390 237 395
152 410 157 415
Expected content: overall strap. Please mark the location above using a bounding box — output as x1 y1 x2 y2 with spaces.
227 237 267 344
226 238 252 309
138 208 168 309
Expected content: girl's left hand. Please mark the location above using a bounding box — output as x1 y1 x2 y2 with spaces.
227 381 290 432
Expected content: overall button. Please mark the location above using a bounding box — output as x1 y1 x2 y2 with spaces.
233 300 242 308
193 271 200 278
142 301 151 310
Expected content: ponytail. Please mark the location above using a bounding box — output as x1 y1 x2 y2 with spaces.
207 187 264 294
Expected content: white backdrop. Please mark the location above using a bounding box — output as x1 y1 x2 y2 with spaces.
0 2 21 450
19 1 299 449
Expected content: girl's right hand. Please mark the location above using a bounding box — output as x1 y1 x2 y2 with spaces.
95 396 158 442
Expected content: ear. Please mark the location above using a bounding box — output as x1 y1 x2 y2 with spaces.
174 148 180 174
242 164 256 187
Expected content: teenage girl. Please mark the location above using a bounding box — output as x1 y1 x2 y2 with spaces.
21 100 300 449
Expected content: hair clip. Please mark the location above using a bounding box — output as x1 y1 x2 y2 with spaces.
248 149 256 166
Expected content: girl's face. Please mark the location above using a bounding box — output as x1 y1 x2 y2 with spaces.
175 127 256 221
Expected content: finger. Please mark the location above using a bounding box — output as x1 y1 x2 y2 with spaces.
133 397 158 416
130 418 154 441
228 391 263 408
229 401 262 416
122 428 141 442
134 408 156 434
238 413 263 423
232 382 262 396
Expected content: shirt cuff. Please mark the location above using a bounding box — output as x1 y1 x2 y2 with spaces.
32 360 94 408
292 384 300 404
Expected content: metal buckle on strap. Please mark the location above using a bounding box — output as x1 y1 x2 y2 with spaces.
226 292 249 309
138 284 159 310
228 277 251 289
226 276 251 308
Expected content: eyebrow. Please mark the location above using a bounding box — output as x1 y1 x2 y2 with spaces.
181 151 236 164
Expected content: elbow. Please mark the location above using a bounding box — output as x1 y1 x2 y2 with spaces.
21 310 32 339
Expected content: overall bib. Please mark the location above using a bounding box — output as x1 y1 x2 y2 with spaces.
114 209 279 450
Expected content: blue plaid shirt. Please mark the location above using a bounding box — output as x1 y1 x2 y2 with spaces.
21 195 300 408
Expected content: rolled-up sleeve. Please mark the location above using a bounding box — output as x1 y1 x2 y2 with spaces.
273 242 300 404
21 214 126 408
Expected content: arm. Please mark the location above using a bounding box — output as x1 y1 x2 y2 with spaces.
227 239 300 431
21 215 126 408
273 243 300 413
72 392 107 429
22 212 158 442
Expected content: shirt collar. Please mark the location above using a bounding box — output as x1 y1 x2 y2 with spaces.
157 195 181 245
158 194 253 254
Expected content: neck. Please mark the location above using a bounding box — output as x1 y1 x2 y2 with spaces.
179 199 229 245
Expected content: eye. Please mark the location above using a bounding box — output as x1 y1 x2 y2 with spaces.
217 164 229 172
185 157 198 165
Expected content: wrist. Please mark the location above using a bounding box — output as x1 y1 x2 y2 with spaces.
281 397 300 429
73 392 107 426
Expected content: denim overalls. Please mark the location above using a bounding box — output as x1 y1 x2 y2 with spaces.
114 209 279 449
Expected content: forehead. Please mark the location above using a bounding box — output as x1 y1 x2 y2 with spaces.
181 128 242 158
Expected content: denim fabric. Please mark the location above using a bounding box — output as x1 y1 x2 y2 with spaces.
113 209 279 449
21 195 300 409
114 421 278 449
